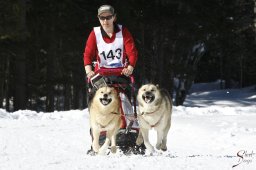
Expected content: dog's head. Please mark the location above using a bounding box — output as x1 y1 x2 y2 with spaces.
94 86 118 106
138 84 161 104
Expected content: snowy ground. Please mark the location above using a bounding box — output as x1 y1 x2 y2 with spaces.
0 82 256 170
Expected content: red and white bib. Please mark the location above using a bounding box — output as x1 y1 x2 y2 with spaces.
94 25 124 68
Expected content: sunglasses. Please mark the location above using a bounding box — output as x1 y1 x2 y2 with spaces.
98 15 113 21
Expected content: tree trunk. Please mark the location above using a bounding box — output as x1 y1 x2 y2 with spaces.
46 47 55 112
46 31 56 112
14 44 27 110
0 54 5 108
254 0 256 42
139 20 146 84
64 83 71 110
13 0 27 111
45 9 59 112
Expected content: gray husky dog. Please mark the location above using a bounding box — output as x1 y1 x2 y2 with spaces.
136 84 172 153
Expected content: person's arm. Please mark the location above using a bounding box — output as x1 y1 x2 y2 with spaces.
122 27 138 67
122 27 138 76
83 30 97 78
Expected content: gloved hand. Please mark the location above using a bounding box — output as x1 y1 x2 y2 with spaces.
121 65 134 76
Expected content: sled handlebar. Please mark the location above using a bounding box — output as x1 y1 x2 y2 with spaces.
95 68 122 75
92 68 135 83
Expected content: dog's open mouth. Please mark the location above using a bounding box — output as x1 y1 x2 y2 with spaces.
142 93 155 104
100 98 112 106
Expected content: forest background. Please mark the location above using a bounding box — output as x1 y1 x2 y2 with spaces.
0 0 255 112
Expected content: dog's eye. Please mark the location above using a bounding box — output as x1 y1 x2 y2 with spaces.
151 89 155 92
108 92 111 95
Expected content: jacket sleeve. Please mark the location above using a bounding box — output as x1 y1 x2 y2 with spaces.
122 27 138 68
83 30 97 66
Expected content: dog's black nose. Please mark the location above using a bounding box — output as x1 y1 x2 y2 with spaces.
103 94 108 98
145 91 151 96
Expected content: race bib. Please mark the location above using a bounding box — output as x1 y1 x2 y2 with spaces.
94 25 124 68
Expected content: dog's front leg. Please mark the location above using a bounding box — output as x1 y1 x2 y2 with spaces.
141 128 154 153
160 122 171 151
109 128 119 153
156 129 164 150
92 129 100 153
98 128 117 155
98 137 110 155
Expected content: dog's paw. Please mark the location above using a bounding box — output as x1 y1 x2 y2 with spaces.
160 144 167 151
98 148 107 155
156 143 161 150
145 148 155 156
92 144 100 153
147 146 155 154
110 146 117 153
87 148 97 156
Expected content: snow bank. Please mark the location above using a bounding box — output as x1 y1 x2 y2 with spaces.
0 108 88 120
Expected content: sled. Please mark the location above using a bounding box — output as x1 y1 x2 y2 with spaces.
86 68 145 155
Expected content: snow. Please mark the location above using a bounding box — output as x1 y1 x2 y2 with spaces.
1 81 256 170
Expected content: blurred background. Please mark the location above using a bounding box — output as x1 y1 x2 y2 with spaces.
0 0 255 112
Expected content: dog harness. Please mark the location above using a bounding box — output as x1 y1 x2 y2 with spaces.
140 104 164 128
98 112 120 129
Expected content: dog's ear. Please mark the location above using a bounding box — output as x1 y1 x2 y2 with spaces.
156 84 159 88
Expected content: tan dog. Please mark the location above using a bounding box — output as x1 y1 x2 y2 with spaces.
136 84 172 153
89 86 121 155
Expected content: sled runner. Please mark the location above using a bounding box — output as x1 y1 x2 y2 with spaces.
87 68 145 155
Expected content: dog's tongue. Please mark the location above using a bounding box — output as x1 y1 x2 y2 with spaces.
145 97 151 103
102 99 108 105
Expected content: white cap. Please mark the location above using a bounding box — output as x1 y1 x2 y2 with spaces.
98 5 115 16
